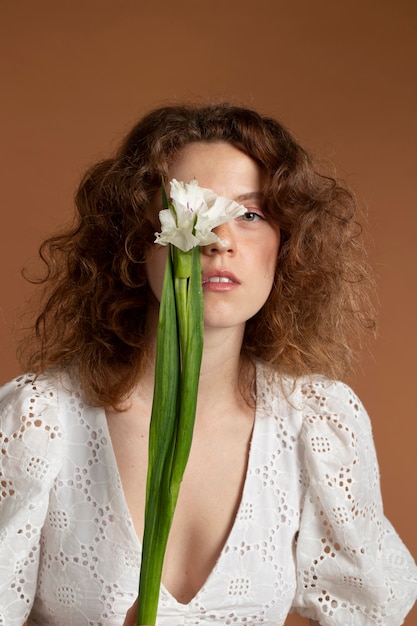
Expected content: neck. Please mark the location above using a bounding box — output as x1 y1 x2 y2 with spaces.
142 309 252 419
201 323 245 376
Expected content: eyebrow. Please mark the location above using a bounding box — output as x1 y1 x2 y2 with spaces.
234 192 263 204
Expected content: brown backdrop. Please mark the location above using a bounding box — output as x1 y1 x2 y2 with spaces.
1 1 416 623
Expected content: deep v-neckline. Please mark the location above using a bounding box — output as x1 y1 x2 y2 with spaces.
100 362 261 607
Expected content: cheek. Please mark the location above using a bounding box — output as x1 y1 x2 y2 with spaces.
145 245 168 302
262 231 280 281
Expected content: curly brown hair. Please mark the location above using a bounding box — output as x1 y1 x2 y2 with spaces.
19 102 375 406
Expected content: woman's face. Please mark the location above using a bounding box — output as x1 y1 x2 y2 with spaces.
146 141 280 333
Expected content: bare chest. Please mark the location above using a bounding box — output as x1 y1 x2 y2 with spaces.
106 403 254 604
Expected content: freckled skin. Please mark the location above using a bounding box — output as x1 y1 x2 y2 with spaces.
146 141 280 334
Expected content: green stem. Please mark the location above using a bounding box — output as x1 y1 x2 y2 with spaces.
170 246 204 491
137 251 179 626
136 245 204 626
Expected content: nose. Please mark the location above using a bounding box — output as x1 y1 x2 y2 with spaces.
201 221 236 256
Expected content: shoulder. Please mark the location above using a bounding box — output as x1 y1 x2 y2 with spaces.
255 359 369 426
1 372 59 423
0 370 82 459
296 376 375 466
0 370 92 509
255 360 373 456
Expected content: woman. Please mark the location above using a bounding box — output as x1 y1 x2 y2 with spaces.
1 103 416 625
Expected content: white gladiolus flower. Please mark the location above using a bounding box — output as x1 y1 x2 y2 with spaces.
154 178 247 252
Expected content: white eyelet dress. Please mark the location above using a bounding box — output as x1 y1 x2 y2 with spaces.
0 361 416 625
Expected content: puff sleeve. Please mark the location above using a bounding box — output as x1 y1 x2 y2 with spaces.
292 379 417 625
0 374 65 625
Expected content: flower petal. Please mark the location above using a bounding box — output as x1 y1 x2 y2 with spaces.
170 179 208 216
195 196 247 245
154 179 248 251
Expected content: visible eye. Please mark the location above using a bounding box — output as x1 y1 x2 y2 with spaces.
238 210 265 222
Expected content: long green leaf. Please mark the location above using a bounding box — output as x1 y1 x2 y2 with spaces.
170 245 204 493
137 245 204 626
137 251 179 626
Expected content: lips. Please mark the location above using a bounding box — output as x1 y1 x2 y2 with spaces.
202 270 239 284
203 276 235 284
202 269 240 291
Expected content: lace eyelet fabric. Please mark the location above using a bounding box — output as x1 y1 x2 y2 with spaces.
0 363 416 625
